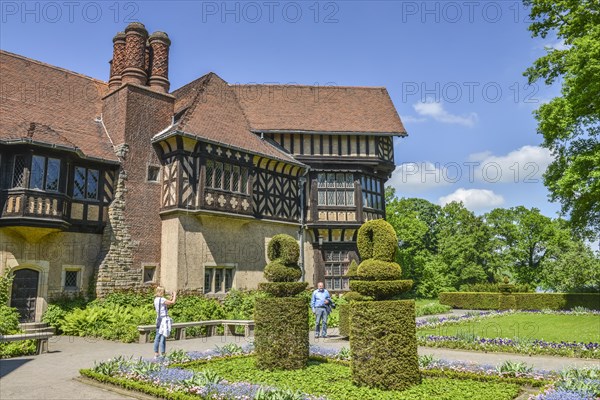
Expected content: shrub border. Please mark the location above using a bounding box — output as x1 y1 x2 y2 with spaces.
439 292 600 310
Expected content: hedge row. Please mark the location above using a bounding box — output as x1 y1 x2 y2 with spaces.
254 297 309 370
439 292 600 310
350 300 421 390
338 304 350 337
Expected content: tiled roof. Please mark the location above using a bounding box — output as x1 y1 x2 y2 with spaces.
170 73 301 165
0 51 117 162
233 84 406 135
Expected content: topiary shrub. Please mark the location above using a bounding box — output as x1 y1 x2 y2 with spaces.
267 234 300 264
345 260 359 279
263 261 302 283
351 300 421 390
256 234 309 370
258 282 307 297
264 234 302 283
349 280 414 300
254 297 309 370
338 304 352 337
350 219 420 390
356 219 398 262
356 259 402 281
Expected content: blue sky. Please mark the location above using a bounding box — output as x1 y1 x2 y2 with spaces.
0 1 564 218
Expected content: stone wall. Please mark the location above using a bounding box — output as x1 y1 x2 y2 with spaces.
0 227 102 320
160 213 315 292
95 144 141 296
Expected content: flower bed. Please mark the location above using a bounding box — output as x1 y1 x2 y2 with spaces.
82 345 600 399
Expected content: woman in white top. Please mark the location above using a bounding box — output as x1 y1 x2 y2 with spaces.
153 286 176 358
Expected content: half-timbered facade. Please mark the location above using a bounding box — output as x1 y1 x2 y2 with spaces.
0 22 405 321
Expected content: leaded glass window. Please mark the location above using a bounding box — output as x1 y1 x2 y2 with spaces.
30 156 45 190
12 155 26 188
323 250 350 291
317 173 355 206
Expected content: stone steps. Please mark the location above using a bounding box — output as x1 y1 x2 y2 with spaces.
18 322 55 334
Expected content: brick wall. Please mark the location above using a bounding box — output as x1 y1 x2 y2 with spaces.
97 84 174 295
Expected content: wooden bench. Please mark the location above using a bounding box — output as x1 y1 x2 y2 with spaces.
0 332 54 354
137 320 255 344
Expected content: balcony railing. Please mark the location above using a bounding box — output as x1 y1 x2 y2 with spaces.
1 188 69 223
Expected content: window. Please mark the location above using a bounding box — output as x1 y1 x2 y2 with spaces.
29 156 61 191
203 266 235 293
12 155 26 188
361 175 383 210
317 173 354 206
143 266 156 283
324 250 350 291
147 165 160 182
205 160 249 194
63 269 81 291
73 167 99 200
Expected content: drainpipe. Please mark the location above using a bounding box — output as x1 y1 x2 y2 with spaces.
298 168 310 281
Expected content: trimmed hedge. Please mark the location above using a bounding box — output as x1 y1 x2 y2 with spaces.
349 280 413 300
258 282 307 297
356 219 397 262
267 234 300 264
254 297 309 370
439 292 600 310
498 294 516 310
356 259 402 281
338 304 350 337
350 300 421 390
514 293 600 310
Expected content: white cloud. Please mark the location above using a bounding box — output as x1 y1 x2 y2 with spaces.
388 162 453 193
413 100 478 127
438 188 505 211
469 145 554 183
401 115 426 124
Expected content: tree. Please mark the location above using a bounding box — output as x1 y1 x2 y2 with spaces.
437 202 490 288
485 206 556 285
541 240 600 293
524 0 600 236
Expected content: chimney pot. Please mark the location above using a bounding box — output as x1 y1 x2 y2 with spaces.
148 31 171 93
121 23 149 86
108 32 126 89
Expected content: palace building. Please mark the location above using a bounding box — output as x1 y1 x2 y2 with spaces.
0 23 406 321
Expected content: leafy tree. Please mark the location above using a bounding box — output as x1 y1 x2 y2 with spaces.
540 239 600 292
524 0 600 236
437 202 490 288
385 192 442 295
485 206 556 285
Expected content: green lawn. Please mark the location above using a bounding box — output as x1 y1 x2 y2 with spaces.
188 357 521 400
418 313 600 343
415 299 452 317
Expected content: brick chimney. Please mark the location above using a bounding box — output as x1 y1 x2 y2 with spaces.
121 22 149 86
148 32 171 93
108 32 126 90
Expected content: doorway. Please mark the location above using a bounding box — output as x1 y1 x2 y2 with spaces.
10 268 39 322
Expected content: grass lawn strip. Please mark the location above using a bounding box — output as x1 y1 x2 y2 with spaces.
416 310 600 358
418 313 600 343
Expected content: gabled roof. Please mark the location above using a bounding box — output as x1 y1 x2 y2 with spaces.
164 73 302 165
233 84 406 135
0 51 117 162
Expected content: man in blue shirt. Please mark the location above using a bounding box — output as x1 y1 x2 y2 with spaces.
311 281 332 338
